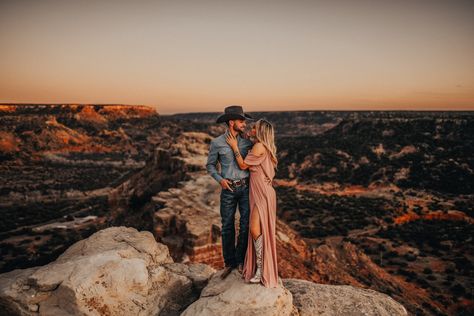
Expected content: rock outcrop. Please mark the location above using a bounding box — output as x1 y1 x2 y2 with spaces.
153 171 224 267
181 269 408 316
152 132 224 267
284 279 407 316
170 132 213 168
0 104 157 120
0 226 409 316
182 270 295 316
0 227 215 316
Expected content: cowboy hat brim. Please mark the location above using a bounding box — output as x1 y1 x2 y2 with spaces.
216 112 253 123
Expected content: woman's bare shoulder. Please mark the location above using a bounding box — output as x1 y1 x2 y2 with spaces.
251 142 265 156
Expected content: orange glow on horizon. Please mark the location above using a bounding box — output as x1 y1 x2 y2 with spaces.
1 1 473 114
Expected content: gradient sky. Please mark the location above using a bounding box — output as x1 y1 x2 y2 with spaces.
1 0 473 114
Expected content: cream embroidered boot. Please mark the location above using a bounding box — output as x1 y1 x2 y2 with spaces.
250 235 263 283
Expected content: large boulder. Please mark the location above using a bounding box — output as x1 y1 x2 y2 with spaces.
0 227 215 316
284 279 407 316
0 226 409 316
182 270 295 316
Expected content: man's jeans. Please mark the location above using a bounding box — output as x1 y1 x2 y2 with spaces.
220 184 250 268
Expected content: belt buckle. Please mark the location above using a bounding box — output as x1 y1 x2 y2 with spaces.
234 179 242 187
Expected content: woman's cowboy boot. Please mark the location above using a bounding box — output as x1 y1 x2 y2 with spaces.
250 235 263 283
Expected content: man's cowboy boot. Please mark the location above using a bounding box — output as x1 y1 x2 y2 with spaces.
221 266 235 279
220 266 234 279
250 235 263 283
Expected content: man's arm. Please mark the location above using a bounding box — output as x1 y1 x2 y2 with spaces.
206 140 224 184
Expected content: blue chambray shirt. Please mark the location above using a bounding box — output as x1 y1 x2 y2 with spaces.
206 133 253 183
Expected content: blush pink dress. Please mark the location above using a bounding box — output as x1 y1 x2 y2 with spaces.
242 148 279 288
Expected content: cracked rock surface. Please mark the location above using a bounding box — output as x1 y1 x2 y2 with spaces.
0 227 215 316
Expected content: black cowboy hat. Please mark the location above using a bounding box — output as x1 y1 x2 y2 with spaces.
216 105 254 123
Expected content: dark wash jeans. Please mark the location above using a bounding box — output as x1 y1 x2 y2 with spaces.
220 183 250 268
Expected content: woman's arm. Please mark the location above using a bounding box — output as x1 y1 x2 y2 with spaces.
233 147 250 170
226 132 249 169
226 133 265 170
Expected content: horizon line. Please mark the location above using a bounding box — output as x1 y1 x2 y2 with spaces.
0 102 474 114
1 102 473 114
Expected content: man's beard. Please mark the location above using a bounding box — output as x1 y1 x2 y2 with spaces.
233 126 245 134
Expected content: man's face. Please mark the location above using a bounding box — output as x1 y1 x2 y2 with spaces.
230 119 246 133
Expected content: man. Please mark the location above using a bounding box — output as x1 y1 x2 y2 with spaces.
206 105 253 279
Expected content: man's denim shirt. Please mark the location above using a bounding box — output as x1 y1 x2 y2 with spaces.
206 133 253 183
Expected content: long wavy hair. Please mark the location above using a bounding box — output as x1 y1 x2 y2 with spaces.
255 119 278 168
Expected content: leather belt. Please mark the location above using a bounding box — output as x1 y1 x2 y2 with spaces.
226 177 249 187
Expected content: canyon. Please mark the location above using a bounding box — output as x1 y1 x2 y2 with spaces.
1 104 473 315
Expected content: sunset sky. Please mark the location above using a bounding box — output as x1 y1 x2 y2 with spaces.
1 0 473 114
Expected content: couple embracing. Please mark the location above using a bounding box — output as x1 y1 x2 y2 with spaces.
206 105 278 288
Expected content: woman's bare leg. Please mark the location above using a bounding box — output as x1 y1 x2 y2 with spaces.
250 206 261 239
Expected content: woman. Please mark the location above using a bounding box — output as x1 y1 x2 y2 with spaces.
226 119 279 288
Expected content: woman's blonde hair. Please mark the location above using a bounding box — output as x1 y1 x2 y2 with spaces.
255 119 278 168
